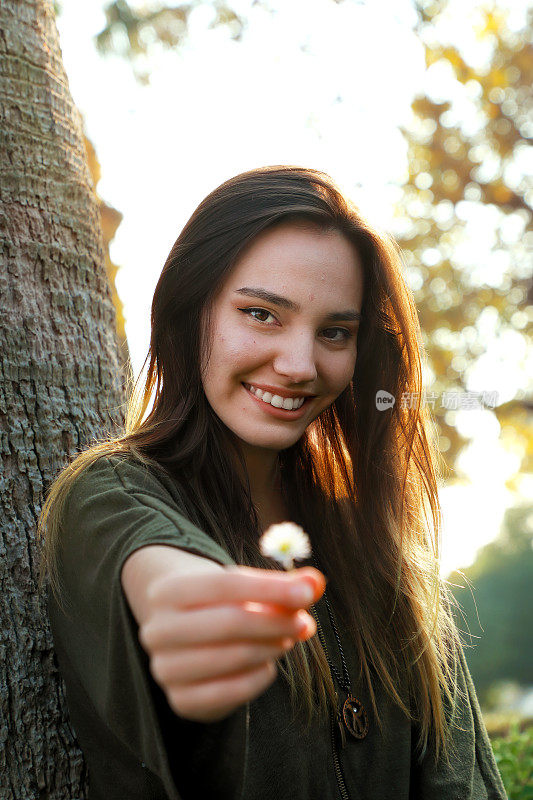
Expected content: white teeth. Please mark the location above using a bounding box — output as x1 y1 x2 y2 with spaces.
246 384 306 410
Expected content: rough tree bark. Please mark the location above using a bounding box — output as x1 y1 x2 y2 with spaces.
0 0 126 796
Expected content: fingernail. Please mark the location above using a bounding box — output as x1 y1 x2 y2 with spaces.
290 583 314 605
296 610 314 636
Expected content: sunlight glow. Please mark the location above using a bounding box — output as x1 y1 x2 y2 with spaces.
55 0 530 576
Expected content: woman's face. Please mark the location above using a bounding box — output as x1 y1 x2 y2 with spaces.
201 221 364 456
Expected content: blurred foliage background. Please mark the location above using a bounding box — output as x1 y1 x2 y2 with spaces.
396 0 532 481
54 0 532 795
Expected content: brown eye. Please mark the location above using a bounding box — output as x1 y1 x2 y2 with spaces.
322 328 352 343
238 307 276 324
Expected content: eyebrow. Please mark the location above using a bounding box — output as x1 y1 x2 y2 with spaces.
234 287 362 323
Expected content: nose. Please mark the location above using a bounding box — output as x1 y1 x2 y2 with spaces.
272 332 318 384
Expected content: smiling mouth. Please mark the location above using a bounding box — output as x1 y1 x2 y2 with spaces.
242 382 313 412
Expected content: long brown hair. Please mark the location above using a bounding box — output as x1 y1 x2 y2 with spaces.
38 165 463 765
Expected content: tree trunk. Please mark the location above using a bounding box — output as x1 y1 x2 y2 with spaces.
0 1 126 796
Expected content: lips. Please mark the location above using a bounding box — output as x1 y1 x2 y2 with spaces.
242 383 312 417
243 383 305 409
244 382 314 400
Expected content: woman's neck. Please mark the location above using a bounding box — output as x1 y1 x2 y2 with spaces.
234 442 279 496
253 489 290 533
233 442 290 531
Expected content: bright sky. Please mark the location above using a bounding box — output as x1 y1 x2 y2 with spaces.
55 0 531 577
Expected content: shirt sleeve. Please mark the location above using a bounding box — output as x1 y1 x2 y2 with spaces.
411 642 508 799
47 455 240 799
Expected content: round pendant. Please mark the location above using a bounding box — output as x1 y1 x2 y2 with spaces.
342 695 369 739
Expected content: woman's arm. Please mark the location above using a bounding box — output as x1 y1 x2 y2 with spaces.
121 544 222 625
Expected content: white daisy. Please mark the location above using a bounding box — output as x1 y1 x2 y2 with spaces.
259 522 312 570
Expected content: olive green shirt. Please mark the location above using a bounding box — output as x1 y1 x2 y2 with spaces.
47 456 507 799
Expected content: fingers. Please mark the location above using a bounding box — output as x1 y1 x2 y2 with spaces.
140 563 326 725
140 603 316 651
147 564 326 611
165 661 278 723
150 637 294 686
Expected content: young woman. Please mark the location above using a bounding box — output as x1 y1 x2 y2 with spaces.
39 166 506 799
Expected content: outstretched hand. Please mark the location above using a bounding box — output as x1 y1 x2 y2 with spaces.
138 557 326 723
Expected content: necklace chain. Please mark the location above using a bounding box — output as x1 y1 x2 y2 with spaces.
310 593 351 693
309 555 370 742
309 555 351 693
